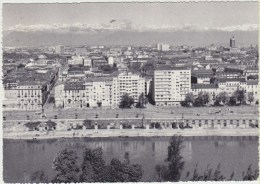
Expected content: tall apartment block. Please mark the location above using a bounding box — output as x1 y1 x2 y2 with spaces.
113 72 145 105
153 66 191 106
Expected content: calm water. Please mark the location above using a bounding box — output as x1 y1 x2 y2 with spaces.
3 136 259 182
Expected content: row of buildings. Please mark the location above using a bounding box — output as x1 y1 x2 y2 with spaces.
54 66 258 109
3 66 258 111
54 72 146 108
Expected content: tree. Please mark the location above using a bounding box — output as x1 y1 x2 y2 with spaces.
155 135 185 182
80 148 143 183
202 92 210 105
242 165 259 181
136 93 148 108
80 147 106 182
30 170 48 183
233 89 246 104
52 149 79 183
247 92 254 104
218 91 229 105
183 93 195 106
188 163 232 181
229 95 237 106
165 135 185 181
119 93 135 108
95 151 143 182
194 92 210 107
101 158 143 182
214 96 221 106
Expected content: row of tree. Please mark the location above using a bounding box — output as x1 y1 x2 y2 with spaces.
154 135 259 182
51 148 143 183
182 92 210 107
30 136 259 183
183 89 256 107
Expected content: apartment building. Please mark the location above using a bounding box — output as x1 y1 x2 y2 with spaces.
68 56 84 65
54 71 146 108
191 84 219 102
113 72 146 105
55 77 114 108
246 80 259 101
3 81 48 111
153 66 191 106
217 78 246 95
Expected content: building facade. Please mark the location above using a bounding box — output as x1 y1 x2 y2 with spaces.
153 67 191 106
3 82 48 111
54 72 146 108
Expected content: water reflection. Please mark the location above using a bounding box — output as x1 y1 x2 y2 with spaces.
3 136 258 182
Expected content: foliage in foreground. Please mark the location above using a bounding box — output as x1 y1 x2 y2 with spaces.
155 135 185 182
155 135 259 182
51 148 143 183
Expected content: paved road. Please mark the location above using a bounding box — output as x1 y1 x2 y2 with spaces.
3 105 258 121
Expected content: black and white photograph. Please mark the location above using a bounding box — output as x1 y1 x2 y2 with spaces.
1 1 259 183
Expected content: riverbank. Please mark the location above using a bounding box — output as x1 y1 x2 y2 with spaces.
3 128 259 140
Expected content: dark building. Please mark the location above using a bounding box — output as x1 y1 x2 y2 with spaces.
230 36 235 48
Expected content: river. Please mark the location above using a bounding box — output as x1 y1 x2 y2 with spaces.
3 136 258 182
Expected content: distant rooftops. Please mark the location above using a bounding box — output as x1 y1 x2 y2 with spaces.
247 80 258 85
64 81 85 90
218 78 246 83
192 84 218 89
84 77 113 82
155 66 190 71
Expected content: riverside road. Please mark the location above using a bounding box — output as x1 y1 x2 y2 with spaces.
3 105 258 121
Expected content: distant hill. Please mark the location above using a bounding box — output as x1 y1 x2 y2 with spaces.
3 30 258 47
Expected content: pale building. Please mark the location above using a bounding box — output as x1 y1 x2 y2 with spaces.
246 80 259 102
217 78 246 95
3 81 48 111
108 56 114 66
83 57 92 67
68 56 84 65
55 45 64 54
191 84 220 103
153 67 191 106
113 72 146 105
157 43 170 51
54 72 146 108
54 77 114 108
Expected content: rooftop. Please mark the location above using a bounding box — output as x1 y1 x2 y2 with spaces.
218 78 246 83
192 84 218 89
155 66 190 71
247 80 258 85
84 77 113 82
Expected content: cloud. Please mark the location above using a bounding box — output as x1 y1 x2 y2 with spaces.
7 23 258 33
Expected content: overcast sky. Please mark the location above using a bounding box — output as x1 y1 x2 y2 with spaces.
3 2 258 30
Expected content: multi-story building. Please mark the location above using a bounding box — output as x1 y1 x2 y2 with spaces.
83 57 92 67
68 56 84 65
157 43 170 51
55 77 114 108
230 36 236 48
153 66 191 106
54 71 146 108
191 84 219 102
55 45 64 55
3 81 48 111
246 80 259 102
217 78 246 95
113 72 146 105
